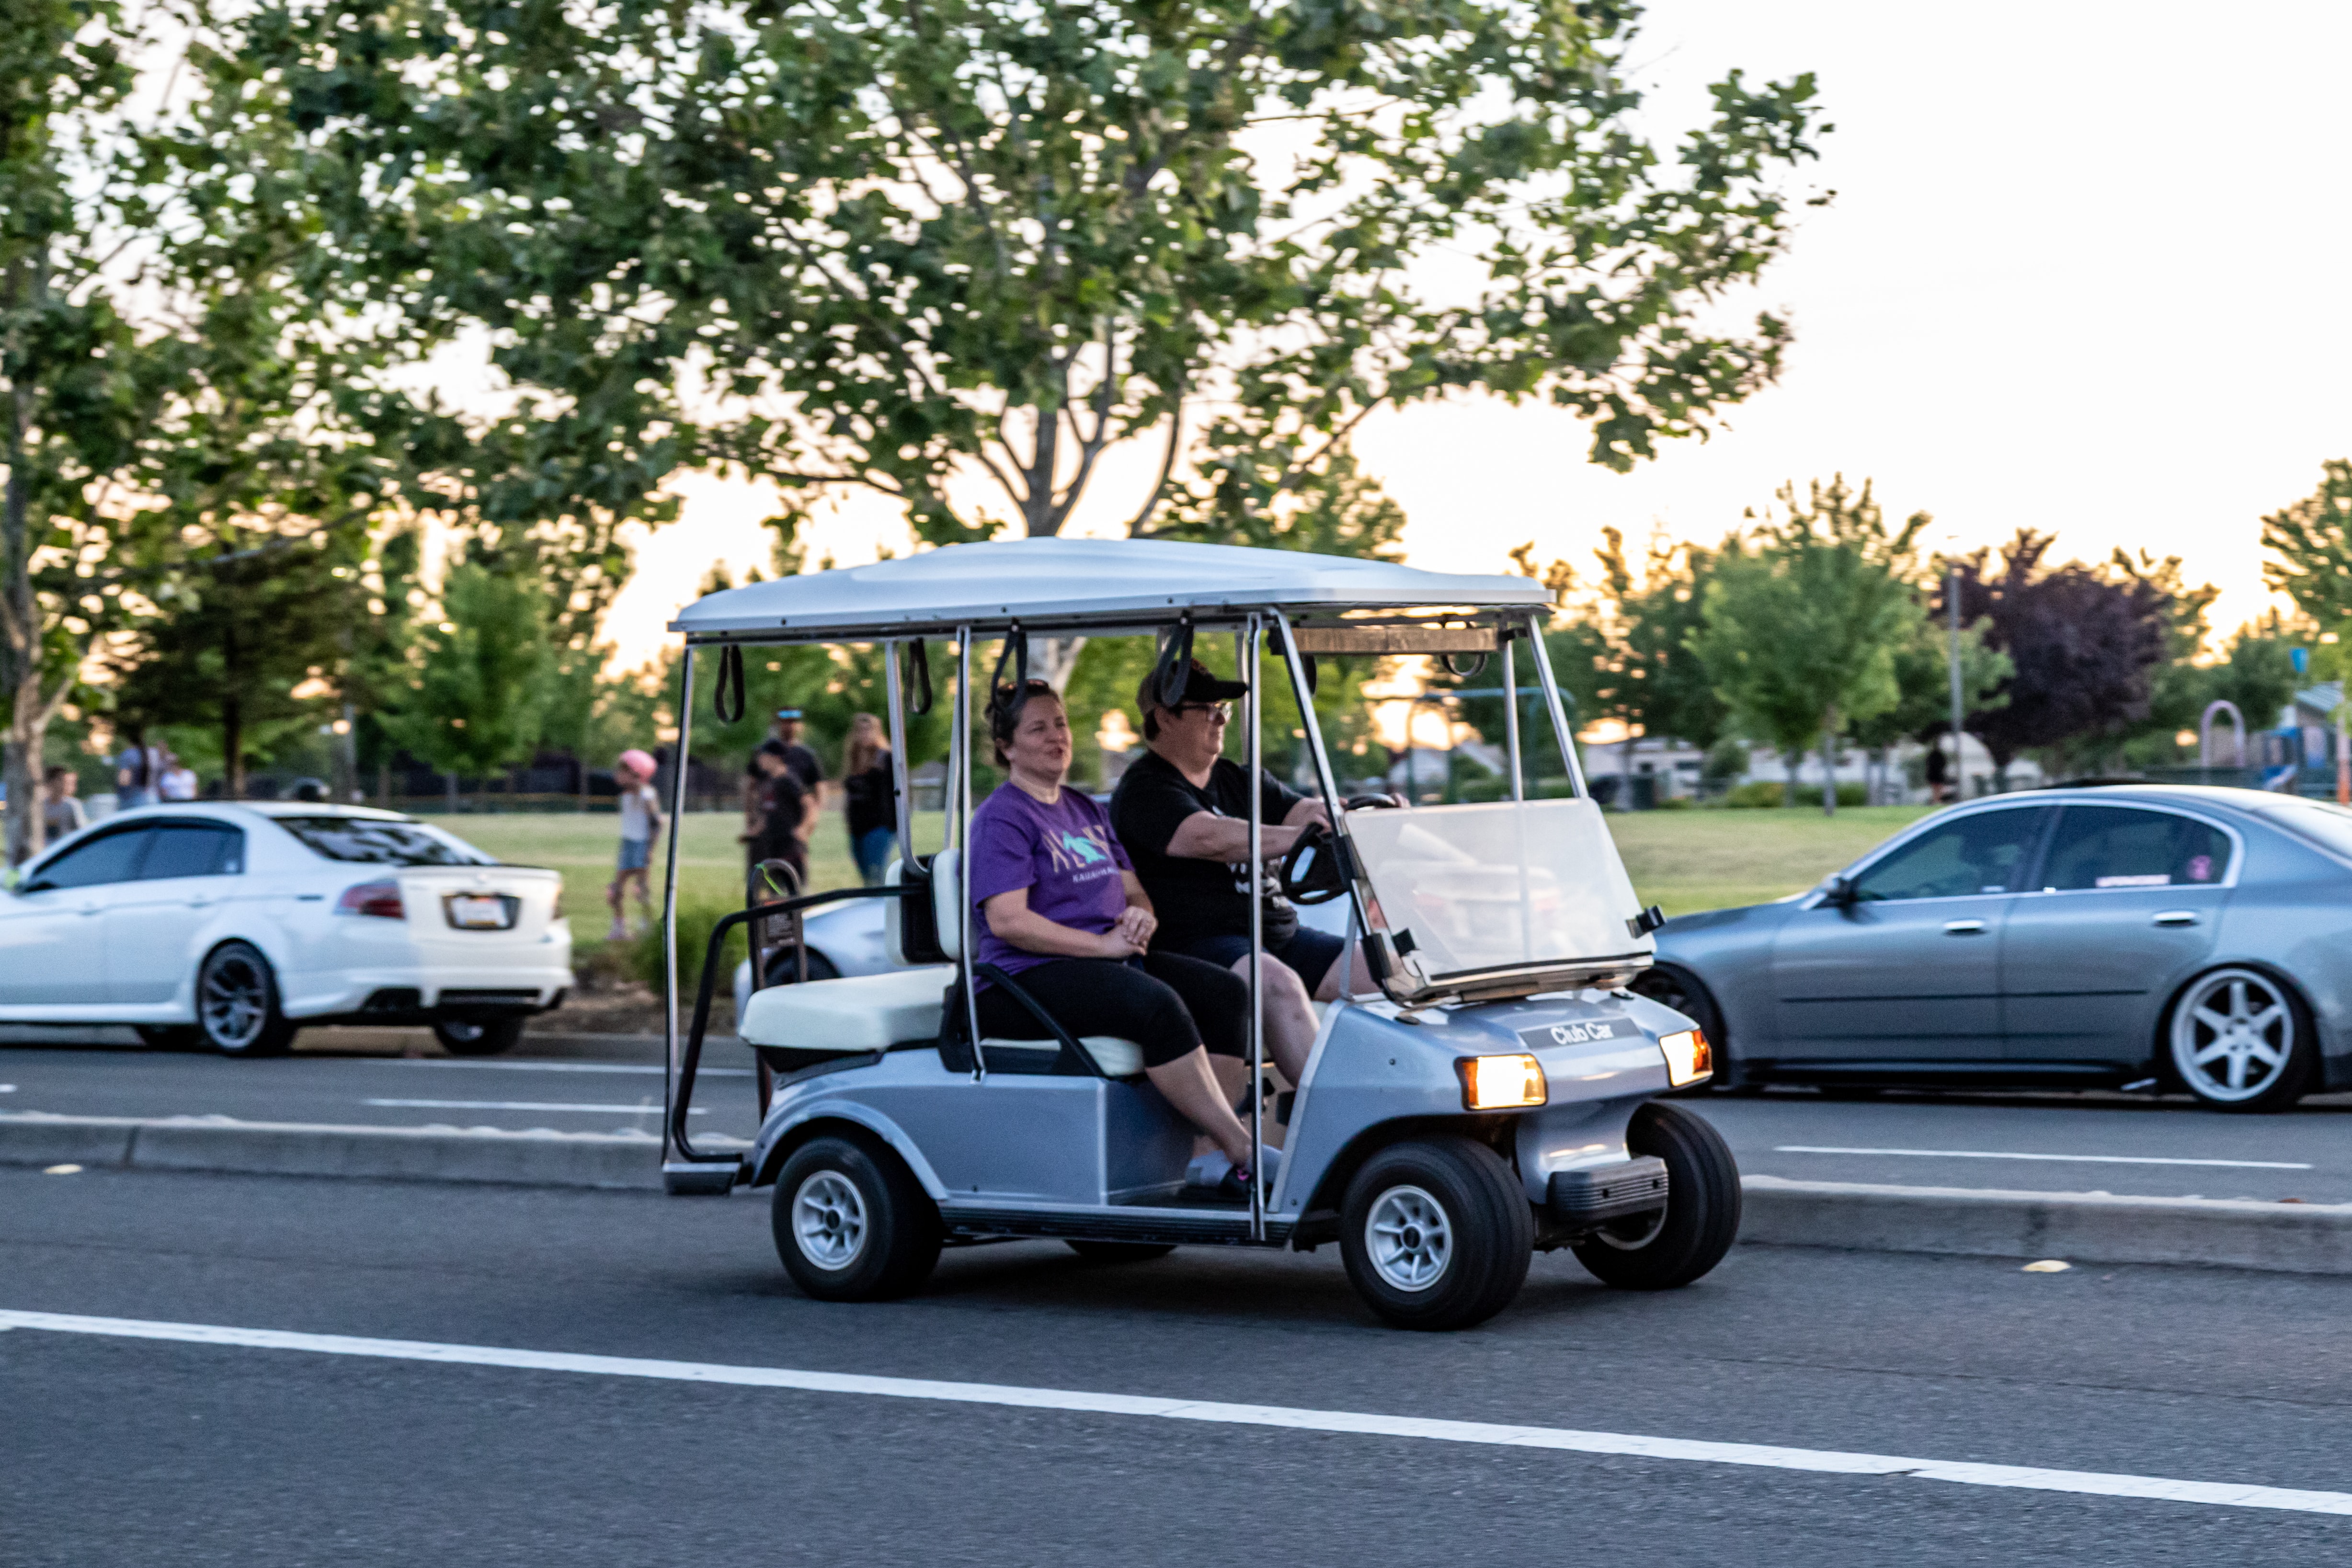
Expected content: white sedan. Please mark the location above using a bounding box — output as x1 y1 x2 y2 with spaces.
0 802 571 1056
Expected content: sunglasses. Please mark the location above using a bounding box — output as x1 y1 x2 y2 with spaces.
1172 702 1231 720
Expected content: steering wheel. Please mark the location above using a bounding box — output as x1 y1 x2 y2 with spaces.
1345 793 1404 812
1278 824 1350 905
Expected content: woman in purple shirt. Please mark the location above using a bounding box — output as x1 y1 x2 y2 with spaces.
969 679 1262 1188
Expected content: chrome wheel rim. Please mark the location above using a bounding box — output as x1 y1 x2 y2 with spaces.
792 1171 868 1271
2172 969 2294 1102
200 953 269 1050
1366 1184 1451 1293
1590 1207 1668 1251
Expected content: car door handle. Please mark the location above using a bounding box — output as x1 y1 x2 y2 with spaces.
76 902 101 917
1942 919 1987 935
2153 910 2200 927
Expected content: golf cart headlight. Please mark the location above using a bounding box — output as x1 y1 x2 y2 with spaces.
1459 1053 1547 1110
1659 1029 1712 1087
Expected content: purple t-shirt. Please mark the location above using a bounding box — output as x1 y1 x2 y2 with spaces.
967 782 1132 980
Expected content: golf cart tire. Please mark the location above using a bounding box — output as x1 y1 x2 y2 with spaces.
1339 1134 1533 1332
1573 1100 1741 1291
1065 1241 1176 1263
196 942 297 1058
433 1018 525 1057
771 1132 942 1302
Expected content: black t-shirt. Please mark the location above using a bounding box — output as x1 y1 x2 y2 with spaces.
745 741 825 792
1110 750 1304 949
844 761 894 837
754 771 810 862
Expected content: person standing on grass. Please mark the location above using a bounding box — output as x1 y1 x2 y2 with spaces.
114 732 163 809
741 707 825 866
606 748 665 941
158 751 199 802
842 713 897 884
745 739 820 893
41 767 86 844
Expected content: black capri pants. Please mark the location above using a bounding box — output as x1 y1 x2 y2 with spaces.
973 952 1247 1069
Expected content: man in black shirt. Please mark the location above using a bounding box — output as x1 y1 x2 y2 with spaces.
742 708 826 866
1110 660 1370 1086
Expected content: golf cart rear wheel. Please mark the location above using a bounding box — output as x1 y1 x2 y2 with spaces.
433 1018 525 1057
1339 1135 1533 1331
196 942 297 1057
1065 1241 1176 1263
1573 1100 1741 1291
771 1133 941 1302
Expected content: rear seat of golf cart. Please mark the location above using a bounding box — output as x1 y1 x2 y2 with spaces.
734 858 1148 1078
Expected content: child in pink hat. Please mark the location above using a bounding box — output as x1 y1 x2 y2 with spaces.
606 749 666 941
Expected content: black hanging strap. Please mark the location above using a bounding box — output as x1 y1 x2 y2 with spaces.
713 645 745 723
906 641 934 716
1153 616 1194 708
991 622 1028 692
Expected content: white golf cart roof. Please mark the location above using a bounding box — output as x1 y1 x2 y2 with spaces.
669 537 1548 641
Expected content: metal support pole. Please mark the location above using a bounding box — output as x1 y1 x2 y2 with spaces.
1269 609 1374 1000
955 629 984 1081
884 639 915 856
1245 614 1264 1240
1501 638 1524 803
660 646 697 1166
1947 563 1964 801
1523 612 1590 798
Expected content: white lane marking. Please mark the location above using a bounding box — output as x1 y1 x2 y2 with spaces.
5 1311 2348 1517
361 1099 704 1115
1773 1146 2313 1171
0 1085 13 1092
372 1061 752 1077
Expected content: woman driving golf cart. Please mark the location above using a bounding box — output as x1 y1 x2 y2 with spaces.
969 678 1265 1194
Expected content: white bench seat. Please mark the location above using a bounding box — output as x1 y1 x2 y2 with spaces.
739 966 954 1053
739 963 1147 1076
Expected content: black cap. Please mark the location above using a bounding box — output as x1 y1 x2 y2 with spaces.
1136 658 1248 715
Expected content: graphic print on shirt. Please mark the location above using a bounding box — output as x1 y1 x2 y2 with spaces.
1046 825 1118 876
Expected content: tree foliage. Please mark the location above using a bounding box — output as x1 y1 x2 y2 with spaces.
1690 477 1925 813
2261 459 2352 626
378 565 556 781
1948 530 2178 782
226 0 1826 549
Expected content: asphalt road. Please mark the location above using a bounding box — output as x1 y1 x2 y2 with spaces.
9 1036 2350 1200
8 1164 2352 1565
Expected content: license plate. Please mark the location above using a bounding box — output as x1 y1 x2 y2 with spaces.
445 894 516 931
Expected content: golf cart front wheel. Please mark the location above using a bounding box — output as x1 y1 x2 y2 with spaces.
1339 1135 1533 1331
771 1133 941 1302
1573 1100 1741 1290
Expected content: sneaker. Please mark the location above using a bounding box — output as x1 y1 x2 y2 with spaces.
1185 1152 1233 1189
605 919 629 943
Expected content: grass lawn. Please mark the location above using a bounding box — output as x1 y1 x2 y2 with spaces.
445 801 1935 955
1610 804 1935 915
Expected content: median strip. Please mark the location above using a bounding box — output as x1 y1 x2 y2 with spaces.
5 1307 2348 1516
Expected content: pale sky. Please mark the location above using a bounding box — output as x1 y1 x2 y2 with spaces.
598 1 2352 668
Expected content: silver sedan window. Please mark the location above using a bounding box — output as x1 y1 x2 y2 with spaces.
1851 808 2049 902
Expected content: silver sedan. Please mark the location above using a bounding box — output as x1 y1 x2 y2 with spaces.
1634 785 2352 1112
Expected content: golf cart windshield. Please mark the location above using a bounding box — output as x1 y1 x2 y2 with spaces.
1347 798 1652 996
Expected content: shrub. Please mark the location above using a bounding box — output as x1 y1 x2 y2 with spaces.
1724 779 1867 808
631 897 750 1001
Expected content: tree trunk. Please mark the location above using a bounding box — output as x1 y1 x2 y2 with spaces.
1781 748 1804 808
3 367 44 864
222 692 245 801
1621 725 1637 812
2 680 42 867
1819 709 1839 817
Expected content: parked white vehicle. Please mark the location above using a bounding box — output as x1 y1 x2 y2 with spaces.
0 803 570 1056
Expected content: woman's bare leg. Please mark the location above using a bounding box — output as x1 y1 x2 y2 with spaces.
1226 954 1315 1082
1145 1047 1255 1167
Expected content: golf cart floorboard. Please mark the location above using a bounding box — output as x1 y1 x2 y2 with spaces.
939 1198 1290 1248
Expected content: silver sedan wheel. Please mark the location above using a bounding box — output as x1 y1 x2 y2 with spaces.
2171 968 2295 1103
790 1171 869 1271
1365 1184 1452 1293
200 952 271 1051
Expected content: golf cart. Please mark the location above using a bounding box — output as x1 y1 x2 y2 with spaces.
658 538 1738 1330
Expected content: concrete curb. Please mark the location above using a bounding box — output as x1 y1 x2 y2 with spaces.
1742 1175 2352 1275
11 1115 2352 1275
0 1112 701 1191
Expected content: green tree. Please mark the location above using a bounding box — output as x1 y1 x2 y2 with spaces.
2262 460 2352 624
1690 478 1927 815
379 566 556 791
111 532 373 797
229 0 1825 555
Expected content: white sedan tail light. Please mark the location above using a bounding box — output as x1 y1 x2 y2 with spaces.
335 880 405 919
